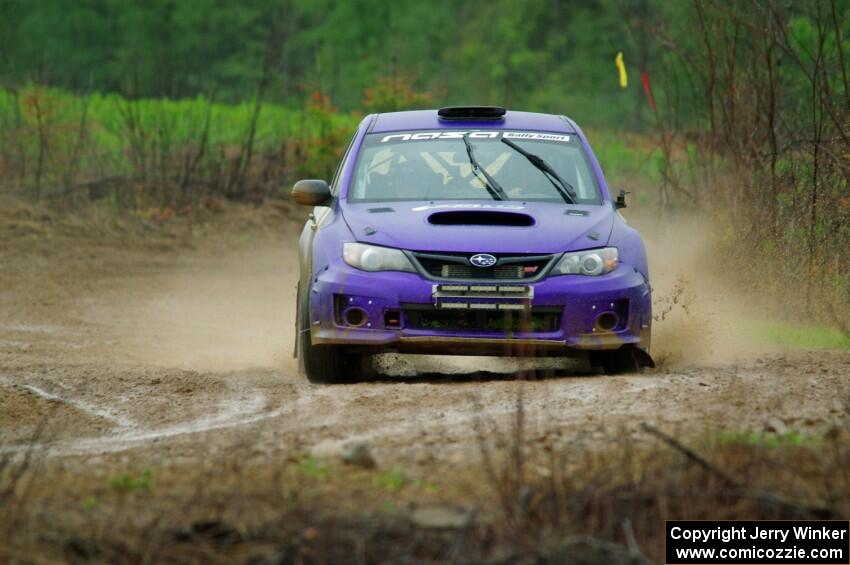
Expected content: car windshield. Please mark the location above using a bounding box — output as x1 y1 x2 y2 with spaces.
348 130 602 204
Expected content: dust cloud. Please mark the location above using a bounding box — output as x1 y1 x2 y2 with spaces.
85 244 299 373
635 211 777 367
84 210 776 377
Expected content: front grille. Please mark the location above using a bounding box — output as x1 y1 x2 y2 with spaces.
404 306 561 333
411 252 555 281
439 264 528 279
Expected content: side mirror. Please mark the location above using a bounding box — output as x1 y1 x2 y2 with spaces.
615 189 630 210
292 179 332 206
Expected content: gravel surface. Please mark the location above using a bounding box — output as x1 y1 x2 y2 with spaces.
2 203 848 474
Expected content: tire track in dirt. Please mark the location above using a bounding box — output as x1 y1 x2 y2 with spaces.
0 379 281 456
2 212 849 470
0 374 136 429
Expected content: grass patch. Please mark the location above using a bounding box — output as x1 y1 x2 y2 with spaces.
3 426 850 563
295 455 332 479
373 467 407 492
108 469 153 492
585 128 664 186
750 321 850 350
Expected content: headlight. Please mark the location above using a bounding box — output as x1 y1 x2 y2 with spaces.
552 247 618 276
343 242 416 272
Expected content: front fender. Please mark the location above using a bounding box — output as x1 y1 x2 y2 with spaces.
608 211 649 281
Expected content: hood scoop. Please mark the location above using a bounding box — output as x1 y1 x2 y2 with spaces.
428 210 535 227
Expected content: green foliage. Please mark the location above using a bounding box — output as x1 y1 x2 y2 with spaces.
296 456 332 478
284 92 359 182
0 85 359 204
584 129 664 186
1 0 846 133
108 469 153 492
362 75 434 114
0 0 666 128
0 82 674 207
750 322 850 350
372 467 407 492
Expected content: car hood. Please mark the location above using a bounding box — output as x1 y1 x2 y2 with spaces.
341 200 614 254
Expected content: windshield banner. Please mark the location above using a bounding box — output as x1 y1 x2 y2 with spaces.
378 131 571 143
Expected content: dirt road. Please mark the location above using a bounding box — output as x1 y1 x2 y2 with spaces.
1 202 848 474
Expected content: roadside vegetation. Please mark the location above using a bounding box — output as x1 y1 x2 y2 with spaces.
2 394 849 563
0 86 357 208
750 321 850 350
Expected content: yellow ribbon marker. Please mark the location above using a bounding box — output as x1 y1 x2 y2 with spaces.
615 52 628 88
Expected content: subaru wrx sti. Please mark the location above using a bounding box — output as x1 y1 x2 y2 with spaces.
293 106 653 383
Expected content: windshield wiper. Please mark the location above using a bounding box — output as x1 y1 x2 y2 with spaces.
500 138 577 204
462 134 509 201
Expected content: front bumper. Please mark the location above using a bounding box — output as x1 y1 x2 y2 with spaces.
308 258 652 356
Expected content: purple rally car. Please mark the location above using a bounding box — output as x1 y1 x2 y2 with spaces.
292 106 654 383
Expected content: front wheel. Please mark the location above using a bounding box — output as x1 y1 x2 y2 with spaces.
591 348 643 375
297 286 366 384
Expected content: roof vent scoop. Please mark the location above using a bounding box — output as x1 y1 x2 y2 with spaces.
437 106 506 121
428 210 534 227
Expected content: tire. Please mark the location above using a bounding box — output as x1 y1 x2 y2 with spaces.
297 286 365 384
592 348 642 375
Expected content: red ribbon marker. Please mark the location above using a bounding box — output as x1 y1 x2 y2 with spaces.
641 70 656 112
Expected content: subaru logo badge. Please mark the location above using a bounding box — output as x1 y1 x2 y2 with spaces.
469 253 497 268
